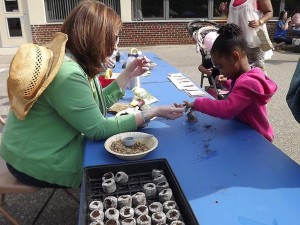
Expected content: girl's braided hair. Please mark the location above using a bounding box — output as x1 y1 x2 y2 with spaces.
211 23 248 56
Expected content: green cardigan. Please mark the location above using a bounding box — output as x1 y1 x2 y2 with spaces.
0 57 136 187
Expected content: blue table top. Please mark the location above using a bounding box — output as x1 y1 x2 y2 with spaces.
82 53 300 225
115 51 180 83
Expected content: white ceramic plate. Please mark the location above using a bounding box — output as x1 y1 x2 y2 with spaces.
104 132 158 160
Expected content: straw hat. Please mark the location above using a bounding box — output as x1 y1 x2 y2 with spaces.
7 32 68 120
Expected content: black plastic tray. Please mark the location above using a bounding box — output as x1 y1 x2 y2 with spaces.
80 158 199 225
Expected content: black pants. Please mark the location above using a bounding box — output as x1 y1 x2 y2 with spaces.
274 36 292 45
6 163 69 188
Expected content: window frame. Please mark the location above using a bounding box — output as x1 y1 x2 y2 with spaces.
44 0 121 23
132 0 289 21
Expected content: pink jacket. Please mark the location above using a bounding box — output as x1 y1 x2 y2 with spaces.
194 68 277 142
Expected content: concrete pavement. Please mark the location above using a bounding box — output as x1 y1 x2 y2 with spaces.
0 45 300 224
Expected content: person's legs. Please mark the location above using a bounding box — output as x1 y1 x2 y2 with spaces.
291 28 300 37
283 37 292 45
273 37 286 48
274 36 292 46
6 163 69 188
247 47 265 70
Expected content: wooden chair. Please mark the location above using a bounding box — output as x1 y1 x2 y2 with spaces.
0 117 79 224
0 116 5 126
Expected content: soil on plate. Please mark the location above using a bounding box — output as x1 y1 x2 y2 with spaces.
110 139 148 154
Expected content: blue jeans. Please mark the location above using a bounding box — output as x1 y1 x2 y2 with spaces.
291 28 300 37
273 36 292 45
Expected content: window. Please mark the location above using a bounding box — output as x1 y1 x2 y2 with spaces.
141 0 164 18
133 0 208 20
213 0 225 18
169 0 208 18
271 0 281 18
284 0 299 15
4 0 19 12
132 0 289 21
7 18 22 37
44 0 120 22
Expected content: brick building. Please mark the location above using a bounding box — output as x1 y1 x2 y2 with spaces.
0 0 298 54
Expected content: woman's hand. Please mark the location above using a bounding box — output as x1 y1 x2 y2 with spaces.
248 20 260 28
153 105 184 120
116 56 150 90
158 105 184 119
219 2 228 16
124 57 150 78
103 56 116 69
135 105 184 127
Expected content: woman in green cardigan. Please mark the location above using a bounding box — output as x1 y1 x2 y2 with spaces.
0 0 184 188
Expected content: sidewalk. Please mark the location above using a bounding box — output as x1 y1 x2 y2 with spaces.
0 45 300 224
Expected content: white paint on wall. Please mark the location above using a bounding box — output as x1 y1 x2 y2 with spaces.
120 0 132 22
27 0 47 25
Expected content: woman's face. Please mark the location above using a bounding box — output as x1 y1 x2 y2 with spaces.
283 12 288 20
114 34 119 50
211 53 239 80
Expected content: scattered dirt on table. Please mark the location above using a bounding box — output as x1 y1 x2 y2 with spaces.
203 124 212 129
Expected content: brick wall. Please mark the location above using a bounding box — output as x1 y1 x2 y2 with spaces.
31 21 279 46
31 25 62 45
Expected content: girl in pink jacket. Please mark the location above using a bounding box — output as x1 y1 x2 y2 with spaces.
182 24 277 142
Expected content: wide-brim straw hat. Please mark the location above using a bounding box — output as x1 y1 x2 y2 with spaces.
7 32 68 120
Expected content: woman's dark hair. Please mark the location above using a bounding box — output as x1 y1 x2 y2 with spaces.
210 23 248 57
278 10 287 20
61 0 122 77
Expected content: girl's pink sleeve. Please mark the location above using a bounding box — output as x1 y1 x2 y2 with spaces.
193 86 253 119
223 80 231 90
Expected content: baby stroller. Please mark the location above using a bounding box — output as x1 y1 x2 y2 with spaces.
187 19 228 100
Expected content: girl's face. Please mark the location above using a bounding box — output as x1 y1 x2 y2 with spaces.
283 12 288 20
211 53 240 80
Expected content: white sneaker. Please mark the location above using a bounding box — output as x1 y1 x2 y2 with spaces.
292 38 297 45
295 38 300 46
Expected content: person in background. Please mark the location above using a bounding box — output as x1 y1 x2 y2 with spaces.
198 31 220 86
287 58 300 123
198 57 220 86
177 24 277 142
219 0 273 70
273 10 293 50
291 7 300 37
0 0 184 188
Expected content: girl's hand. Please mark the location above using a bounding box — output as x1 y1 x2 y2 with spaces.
206 68 213 76
216 75 227 83
174 101 194 108
124 57 150 78
183 101 194 108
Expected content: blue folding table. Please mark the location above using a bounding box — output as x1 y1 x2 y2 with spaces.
81 52 300 225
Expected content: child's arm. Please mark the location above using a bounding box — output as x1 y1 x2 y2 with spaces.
193 86 253 119
198 64 212 76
